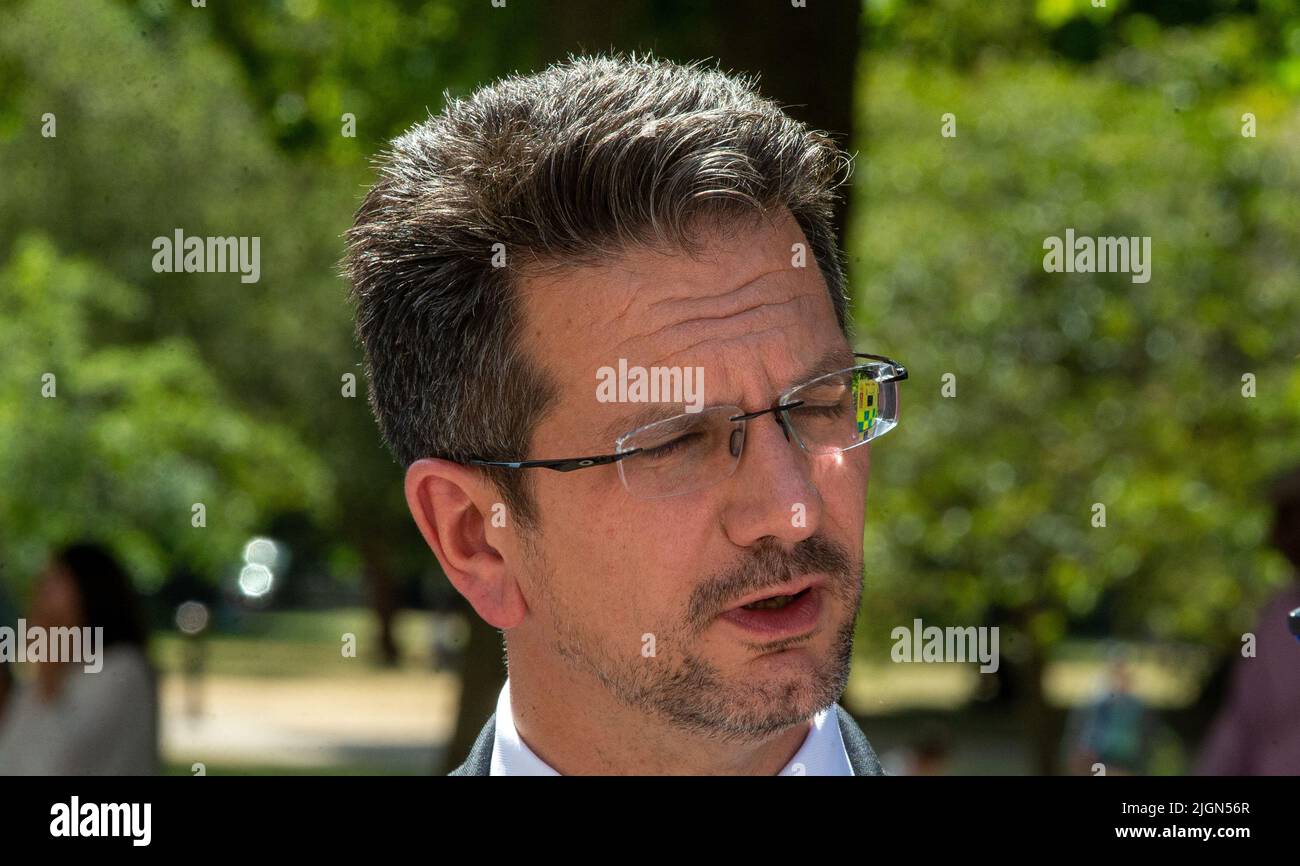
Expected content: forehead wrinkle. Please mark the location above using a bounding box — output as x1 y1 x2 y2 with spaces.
615 294 808 362
643 325 790 371
584 259 648 333
640 262 795 318
603 252 808 352
538 243 788 338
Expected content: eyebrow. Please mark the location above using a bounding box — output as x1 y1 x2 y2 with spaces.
596 345 857 443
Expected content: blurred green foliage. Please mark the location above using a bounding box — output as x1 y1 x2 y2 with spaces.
0 0 365 590
855 10 1300 662
0 236 331 587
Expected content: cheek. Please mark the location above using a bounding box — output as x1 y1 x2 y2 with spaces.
813 450 871 531
613 501 719 630
535 479 707 624
529 478 643 613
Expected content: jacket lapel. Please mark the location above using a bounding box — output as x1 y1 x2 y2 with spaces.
834 703 887 775
448 711 496 776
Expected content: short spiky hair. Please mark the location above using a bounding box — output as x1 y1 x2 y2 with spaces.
344 53 852 531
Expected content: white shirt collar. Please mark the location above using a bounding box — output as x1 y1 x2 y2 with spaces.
488 677 853 775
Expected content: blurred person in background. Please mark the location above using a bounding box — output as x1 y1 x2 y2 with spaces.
1061 652 1156 775
0 582 16 724
1196 466 1300 776
0 661 11 728
0 542 159 775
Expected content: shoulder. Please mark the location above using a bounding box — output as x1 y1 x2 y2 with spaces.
66 645 154 716
92 646 154 691
1260 584 1300 622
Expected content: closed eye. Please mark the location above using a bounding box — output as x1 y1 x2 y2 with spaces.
638 432 701 459
794 403 848 417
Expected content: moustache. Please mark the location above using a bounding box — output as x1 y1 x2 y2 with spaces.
687 534 860 633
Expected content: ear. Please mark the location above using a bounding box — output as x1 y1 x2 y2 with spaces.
404 458 527 629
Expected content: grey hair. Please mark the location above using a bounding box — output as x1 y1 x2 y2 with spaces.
344 52 852 532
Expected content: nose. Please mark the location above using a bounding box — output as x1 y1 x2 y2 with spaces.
720 410 822 548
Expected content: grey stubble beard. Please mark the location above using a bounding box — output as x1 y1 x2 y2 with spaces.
530 532 865 744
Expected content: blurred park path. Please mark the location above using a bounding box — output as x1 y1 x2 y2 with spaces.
159 670 458 774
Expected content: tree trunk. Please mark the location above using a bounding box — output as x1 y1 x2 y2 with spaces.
1019 639 1057 775
361 540 400 667
439 609 505 773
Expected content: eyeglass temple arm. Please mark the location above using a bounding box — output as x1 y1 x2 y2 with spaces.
854 352 908 383
467 450 642 473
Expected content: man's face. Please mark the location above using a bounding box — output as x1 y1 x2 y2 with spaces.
511 209 868 741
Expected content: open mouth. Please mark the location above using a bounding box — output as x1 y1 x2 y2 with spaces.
720 584 823 638
740 587 813 611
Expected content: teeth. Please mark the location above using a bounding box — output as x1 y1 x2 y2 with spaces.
743 594 796 611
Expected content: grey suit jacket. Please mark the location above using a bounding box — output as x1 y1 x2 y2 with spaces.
448 702 886 775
